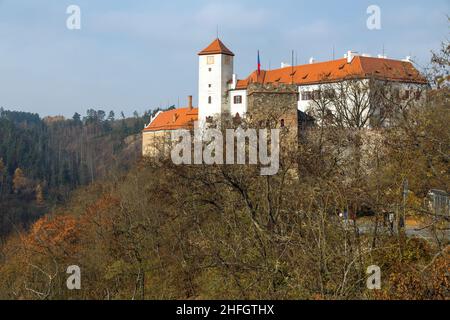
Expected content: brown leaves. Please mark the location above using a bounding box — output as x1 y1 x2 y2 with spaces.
27 215 79 255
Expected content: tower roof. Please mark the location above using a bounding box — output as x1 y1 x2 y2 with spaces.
198 38 234 56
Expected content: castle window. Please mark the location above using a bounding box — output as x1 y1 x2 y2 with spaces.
324 89 336 99
280 119 285 128
402 90 410 100
233 95 242 104
313 90 321 100
233 113 241 125
393 88 400 100
207 56 215 65
224 55 231 65
415 91 422 101
208 96 212 104
208 84 212 88
301 91 313 100
208 68 212 72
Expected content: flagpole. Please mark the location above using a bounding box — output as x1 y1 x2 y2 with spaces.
257 50 261 77
291 50 294 84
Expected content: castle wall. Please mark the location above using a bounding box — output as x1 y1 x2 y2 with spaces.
246 83 299 153
142 130 171 158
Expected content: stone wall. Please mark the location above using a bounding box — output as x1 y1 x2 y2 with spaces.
246 83 299 151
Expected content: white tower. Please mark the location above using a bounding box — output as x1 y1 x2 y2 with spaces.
198 38 234 128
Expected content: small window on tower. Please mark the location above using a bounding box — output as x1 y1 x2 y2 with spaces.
208 84 212 88
208 68 212 72
208 96 212 104
224 55 231 65
207 56 215 65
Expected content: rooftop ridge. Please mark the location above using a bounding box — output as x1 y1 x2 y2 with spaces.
198 38 234 56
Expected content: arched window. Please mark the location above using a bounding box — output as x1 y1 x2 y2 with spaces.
208 96 212 104
233 113 241 125
280 119 285 127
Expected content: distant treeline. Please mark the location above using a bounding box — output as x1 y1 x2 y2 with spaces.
0 107 170 238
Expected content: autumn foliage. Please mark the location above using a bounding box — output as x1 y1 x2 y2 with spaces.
0 43 448 300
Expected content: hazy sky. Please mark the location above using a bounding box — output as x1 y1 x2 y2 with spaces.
0 0 448 118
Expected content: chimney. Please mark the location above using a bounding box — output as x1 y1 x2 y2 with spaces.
309 57 316 64
188 95 193 110
232 74 237 89
346 50 357 63
403 56 412 63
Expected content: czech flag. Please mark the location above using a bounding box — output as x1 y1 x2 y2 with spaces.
257 50 261 75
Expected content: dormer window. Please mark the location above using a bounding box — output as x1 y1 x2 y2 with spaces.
207 56 215 65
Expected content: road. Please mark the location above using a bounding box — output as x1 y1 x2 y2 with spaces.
353 219 450 241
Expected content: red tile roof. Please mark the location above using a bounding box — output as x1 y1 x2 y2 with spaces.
235 56 427 89
143 107 198 132
198 38 234 56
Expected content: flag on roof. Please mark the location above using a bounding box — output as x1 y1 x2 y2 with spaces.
257 50 261 75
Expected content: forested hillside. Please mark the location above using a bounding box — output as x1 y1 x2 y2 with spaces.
0 107 165 238
0 32 447 301
0 89 447 299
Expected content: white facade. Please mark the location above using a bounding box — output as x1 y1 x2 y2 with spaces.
229 89 247 117
201 79 426 130
197 42 427 129
198 53 233 128
297 81 427 113
297 80 427 128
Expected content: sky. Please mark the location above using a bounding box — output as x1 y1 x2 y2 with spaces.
0 0 448 118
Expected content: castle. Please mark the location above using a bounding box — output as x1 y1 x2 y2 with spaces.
143 38 427 157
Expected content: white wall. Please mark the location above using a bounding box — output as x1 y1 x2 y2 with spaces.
229 89 247 117
297 80 427 127
297 84 320 113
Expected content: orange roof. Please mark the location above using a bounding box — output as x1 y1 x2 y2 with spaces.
235 56 427 89
198 38 234 56
143 107 198 132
